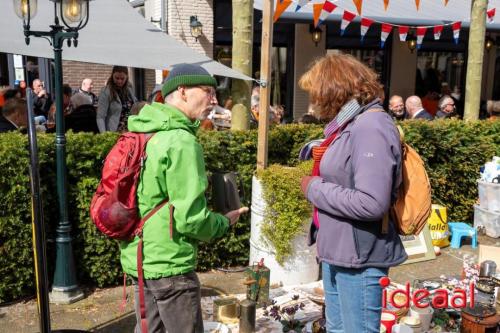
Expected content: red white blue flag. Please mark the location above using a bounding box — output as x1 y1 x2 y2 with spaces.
433 25 443 40
380 23 393 48
341 11 356 36
452 21 461 44
399 26 409 41
416 26 427 49
360 17 374 41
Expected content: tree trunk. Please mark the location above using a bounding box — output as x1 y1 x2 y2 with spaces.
231 0 254 130
463 0 488 121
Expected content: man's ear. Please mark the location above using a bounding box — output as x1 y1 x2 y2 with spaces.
178 86 188 102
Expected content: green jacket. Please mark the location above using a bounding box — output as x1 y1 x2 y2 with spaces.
120 102 230 279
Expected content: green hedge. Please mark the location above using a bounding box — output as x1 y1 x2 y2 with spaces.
0 120 498 302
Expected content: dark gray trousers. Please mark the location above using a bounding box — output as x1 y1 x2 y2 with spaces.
133 271 204 333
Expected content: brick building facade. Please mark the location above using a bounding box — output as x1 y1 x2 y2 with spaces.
62 61 113 93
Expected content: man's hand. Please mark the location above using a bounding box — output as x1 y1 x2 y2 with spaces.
225 207 249 226
38 89 47 97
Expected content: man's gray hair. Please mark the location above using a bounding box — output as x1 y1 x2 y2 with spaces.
438 95 453 110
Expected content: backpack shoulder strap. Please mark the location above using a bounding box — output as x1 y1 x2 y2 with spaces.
360 108 399 234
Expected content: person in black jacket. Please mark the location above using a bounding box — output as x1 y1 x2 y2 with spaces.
31 79 52 117
0 98 27 133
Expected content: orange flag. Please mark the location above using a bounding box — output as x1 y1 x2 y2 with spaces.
313 3 323 27
415 0 421 10
383 0 389 11
444 0 449 5
273 0 293 23
352 0 363 15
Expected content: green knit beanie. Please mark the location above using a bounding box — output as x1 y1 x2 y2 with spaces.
161 63 217 97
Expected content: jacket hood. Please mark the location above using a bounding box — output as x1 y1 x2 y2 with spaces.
127 102 199 134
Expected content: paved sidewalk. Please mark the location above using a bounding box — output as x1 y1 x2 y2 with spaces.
0 235 497 332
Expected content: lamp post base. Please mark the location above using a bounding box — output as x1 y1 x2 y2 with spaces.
49 287 85 305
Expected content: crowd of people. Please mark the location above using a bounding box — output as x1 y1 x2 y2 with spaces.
388 94 457 121
0 65 292 134
3 63 498 135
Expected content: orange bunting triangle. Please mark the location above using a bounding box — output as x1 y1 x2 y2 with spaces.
444 0 449 5
415 0 421 10
352 0 363 15
273 0 292 23
383 0 389 11
313 3 323 27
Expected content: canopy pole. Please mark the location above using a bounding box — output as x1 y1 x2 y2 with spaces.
256 0 274 170
463 0 488 121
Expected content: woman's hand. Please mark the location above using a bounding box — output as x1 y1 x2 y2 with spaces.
300 176 315 197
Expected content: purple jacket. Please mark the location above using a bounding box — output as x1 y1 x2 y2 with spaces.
306 111 407 268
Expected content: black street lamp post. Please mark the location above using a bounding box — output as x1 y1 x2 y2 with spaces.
14 0 91 304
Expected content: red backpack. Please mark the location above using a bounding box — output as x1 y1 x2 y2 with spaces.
90 132 169 333
90 132 168 240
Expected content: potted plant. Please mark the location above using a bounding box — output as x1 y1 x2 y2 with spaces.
249 161 318 285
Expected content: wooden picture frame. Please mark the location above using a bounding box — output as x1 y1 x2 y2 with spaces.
400 226 436 265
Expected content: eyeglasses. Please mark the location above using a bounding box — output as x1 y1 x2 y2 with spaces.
199 86 216 98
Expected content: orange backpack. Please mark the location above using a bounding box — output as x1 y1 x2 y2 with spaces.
385 127 432 236
352 109 432 236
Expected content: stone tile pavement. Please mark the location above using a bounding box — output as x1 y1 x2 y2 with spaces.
0 236 498 332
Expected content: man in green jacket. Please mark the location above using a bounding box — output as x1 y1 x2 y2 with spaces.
121 63 248 333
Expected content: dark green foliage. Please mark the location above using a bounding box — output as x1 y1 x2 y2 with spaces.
0 120 498 302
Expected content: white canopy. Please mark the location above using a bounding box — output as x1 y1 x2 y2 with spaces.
255 0 500 29
0 0 251 80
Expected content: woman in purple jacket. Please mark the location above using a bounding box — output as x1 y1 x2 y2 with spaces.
299 54 407 333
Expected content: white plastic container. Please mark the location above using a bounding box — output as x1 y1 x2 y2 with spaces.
478 180 500 212
249 176 319 286
474 204 500 238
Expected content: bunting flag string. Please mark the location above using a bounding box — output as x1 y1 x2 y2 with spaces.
316 0 337 27
416 26 427 49
487 8 496 23
352 0 363 15
380 23 393 48
415 0 421 11
452 21 461 44
340 10 356 35
433 25 443 40
313 3 323 28
273 0 293 23
294 0 309 12
398 25 409 41
360 17 374 42
272 0 496 50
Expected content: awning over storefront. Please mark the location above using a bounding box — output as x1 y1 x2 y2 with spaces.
0 0 251 80
255 0 500 30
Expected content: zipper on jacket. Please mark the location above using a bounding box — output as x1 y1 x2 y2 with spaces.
352 227 360 259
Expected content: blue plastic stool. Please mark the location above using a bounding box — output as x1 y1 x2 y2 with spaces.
448 222 478 249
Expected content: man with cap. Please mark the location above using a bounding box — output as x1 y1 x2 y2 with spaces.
120 63 248 333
